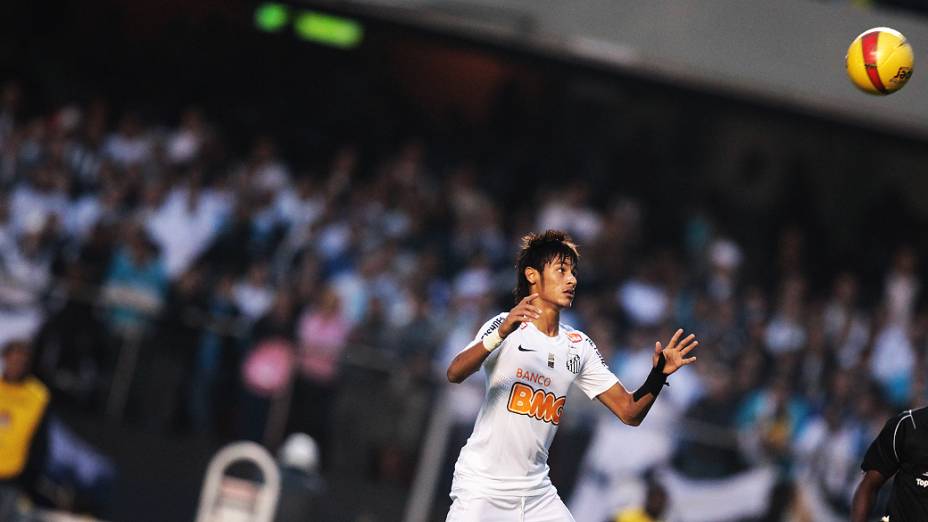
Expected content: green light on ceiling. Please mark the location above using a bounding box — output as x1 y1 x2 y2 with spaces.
294 11 363 49
255 3 290 33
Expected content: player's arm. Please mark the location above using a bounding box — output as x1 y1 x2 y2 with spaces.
850 470 888 522
446 294 542 383
597 329 697 426
851 411 906 522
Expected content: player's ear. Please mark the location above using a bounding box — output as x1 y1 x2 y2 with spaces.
524 267 539 285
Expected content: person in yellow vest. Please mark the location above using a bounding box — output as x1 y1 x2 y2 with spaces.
614 478 668 522
0 339 50 493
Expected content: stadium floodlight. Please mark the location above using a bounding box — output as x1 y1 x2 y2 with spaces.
255 3 290 33
294 11 363 49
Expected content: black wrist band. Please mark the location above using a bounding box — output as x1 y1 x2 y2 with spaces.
632 353 669 401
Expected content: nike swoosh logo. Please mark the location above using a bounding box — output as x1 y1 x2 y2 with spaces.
517 345 536 352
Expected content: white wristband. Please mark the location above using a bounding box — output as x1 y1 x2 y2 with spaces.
482 329 503 352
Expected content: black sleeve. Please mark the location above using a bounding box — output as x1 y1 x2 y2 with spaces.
861 412 906 478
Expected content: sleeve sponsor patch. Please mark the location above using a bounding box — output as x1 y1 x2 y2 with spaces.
480 315 505 339
567 332 583 343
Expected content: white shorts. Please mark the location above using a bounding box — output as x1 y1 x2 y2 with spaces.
446 487 575 522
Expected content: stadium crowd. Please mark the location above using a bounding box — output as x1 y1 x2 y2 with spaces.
0 74 924 521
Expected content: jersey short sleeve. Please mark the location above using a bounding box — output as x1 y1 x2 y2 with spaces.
573 335 620 399
862 411 907 478
471 313 508 344
457 313 509 358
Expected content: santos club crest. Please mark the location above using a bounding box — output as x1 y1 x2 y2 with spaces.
566 353 581 374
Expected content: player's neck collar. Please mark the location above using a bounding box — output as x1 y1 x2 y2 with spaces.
532 313 560 338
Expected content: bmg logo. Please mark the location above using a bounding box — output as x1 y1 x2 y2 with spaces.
507 383 566 425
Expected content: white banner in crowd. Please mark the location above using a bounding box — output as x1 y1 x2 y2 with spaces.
658 466 777 522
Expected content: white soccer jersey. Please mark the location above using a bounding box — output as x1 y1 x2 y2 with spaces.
450 312 620 498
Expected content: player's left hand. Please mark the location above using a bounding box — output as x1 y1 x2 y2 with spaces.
653 328 698 375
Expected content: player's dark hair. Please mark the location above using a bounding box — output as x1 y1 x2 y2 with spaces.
514 230 579 303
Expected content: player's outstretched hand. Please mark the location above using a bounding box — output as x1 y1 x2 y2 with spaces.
654 328 698 375
499 293 542 338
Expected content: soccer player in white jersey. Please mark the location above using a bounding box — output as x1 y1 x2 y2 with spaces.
445 230 698 522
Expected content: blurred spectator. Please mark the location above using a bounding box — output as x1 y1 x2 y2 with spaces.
861 248 920 407
65 105 106 191
102 113 152 167
736 375 810 472
291 286 350 467
451 255 493 303
764 276 807 355
0 340 50 512
868 316 915 407
883 246 919 329
101 226 167 335
274 433 325 522
613 477 667 522
617 263 669 328
15 119 47 177
390 293 442 362
206 196 264 274
823 272 870 369
67 181 125 241
191 274 243 433
242 136 290 195
672 365 746 479
240 290 296 441
10 165 69 237
276 174 325 256
536 183 602 243
142 268 206 431
145 172 226 279
165 107 208 166
705 238 742 303
794 402 862 519
795 314 835 405
233 262 275 323
0 212 53 348
34 261 107 408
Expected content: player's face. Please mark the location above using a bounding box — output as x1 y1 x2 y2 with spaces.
538 258 577 309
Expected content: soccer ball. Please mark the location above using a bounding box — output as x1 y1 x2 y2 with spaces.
846 27 914 95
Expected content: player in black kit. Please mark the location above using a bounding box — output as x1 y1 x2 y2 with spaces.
851 406 928 522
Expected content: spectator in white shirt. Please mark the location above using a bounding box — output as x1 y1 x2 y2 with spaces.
246 136 290 195
103 113 152 167
883 245 919 329
10 165 69 237
536 183 602 243
0 217 51 347
166 107 207 166
233 262 275 322
146 175 226 279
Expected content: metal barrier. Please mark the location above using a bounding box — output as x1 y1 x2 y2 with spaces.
195 441 281 522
